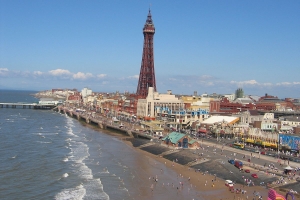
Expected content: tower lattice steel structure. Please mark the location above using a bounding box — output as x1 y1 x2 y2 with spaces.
136 9 156 98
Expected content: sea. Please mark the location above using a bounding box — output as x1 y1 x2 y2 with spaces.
0 90 200 200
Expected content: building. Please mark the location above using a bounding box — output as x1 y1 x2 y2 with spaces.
239 110 264 125
137 87 184 118
278 116 300 134
256 94 287 111
81 87 92 98
200 115 240 131
136 9 156 98
66 91 81 103
181 94 214 111
162 132 200 149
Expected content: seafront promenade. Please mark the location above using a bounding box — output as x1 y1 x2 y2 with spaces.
55 106 152 139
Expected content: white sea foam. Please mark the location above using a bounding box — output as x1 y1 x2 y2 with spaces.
55 184 86 200
78 163 93 179
62 173 69 178
83 179 109 200
67 139 92 179
60 121 109 199
67 129 75 136
100 168 109 174
36 141 51 144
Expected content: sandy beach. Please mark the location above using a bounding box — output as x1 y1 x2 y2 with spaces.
123 138 274 200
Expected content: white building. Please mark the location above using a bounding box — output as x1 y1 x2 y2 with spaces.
137 87 184 118
239 110 264 125
261 113 278 131
81 87 92 98
223 93 235 101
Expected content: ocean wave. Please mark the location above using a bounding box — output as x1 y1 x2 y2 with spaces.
67 140 93 180
55 184 86 200
36 141 52 144
83 178 109 200
69 161 93 180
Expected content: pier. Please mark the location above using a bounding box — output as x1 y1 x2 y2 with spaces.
0 102 56 109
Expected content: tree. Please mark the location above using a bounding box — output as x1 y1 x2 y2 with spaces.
235 88 244 99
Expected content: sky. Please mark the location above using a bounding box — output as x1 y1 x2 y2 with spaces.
0 1 299 98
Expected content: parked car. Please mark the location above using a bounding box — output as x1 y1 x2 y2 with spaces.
261 151 266 155
228 159 235 164
251 174 258 178
244 169 250 173
234 160 243 169
225 180 234 187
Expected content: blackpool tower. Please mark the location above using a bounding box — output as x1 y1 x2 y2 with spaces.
136 9 156 98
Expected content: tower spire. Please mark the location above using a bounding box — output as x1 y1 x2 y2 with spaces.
136 10 156 98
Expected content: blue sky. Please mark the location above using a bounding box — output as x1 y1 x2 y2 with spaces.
1 1 299 98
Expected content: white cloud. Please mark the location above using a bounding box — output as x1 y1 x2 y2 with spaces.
230 80 300 88
73 72 94 80
97 74 107 78
230 79 258 86
0 68 9 75
33 71 43 75
261 82 273 86
205 82 214 86
127 75 139 79
49 69 72 76
200 75 213 80
276 82 292 86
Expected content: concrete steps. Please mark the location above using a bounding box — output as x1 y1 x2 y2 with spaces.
138 143 154 148
186 158 210 167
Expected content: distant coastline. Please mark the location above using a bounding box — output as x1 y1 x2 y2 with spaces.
33 91 66 100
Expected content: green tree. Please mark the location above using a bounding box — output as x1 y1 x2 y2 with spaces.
235 88 244 99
